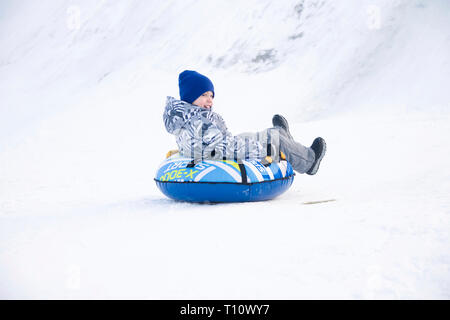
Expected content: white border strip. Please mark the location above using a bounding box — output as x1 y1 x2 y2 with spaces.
278 161 287 178
194 166 216 182
265 165 275 180
243 161 263 182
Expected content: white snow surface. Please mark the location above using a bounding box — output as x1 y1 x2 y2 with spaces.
1 0 449 299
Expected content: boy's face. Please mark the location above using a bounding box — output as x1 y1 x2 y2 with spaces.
192 91 214 109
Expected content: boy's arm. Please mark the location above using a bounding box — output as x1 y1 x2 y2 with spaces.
163 97 188 134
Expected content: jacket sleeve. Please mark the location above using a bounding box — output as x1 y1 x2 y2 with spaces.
163 97 188 135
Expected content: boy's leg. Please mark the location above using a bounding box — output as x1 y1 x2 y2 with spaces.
236 125 325 175
236 127 315 173
277 128 316 174
272 115 326 175
236 128 282 162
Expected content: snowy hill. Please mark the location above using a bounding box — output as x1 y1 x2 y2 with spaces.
0 0 449 299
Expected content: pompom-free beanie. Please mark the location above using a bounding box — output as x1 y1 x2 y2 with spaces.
178 70 215 104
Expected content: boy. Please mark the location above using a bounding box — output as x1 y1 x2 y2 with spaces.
163 70 326 175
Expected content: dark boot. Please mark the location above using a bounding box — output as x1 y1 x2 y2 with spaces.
272 114 293 140
306 137 326 175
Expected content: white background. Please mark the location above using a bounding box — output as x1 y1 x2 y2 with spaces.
1 0 449 298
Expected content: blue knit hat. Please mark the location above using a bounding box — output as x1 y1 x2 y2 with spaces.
178 70 215 104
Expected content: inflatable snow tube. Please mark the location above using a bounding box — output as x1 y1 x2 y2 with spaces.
154 153 295 203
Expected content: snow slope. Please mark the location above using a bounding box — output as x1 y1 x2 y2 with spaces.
1 0 449 299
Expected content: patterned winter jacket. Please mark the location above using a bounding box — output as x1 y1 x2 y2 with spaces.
163 96 271 161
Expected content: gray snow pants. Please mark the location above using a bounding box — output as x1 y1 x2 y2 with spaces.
238 127 315 174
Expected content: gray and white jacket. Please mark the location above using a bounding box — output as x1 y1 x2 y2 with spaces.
163 96 272 161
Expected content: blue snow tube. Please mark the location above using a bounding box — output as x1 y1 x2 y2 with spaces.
154 153 295 203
